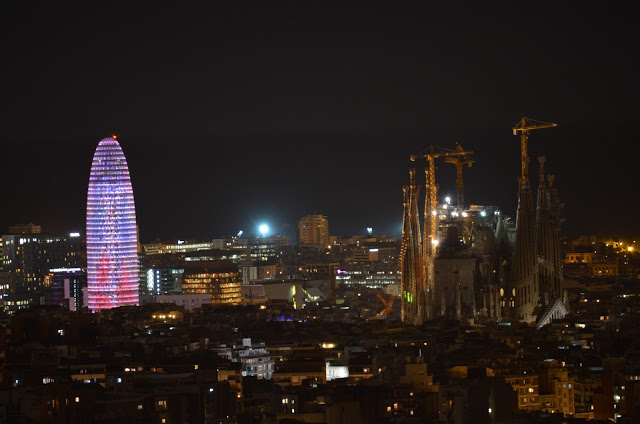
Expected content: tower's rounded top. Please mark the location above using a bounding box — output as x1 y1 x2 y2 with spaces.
96 136 123 148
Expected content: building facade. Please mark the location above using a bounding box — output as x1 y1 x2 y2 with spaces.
1 233 83 293
181 261 242 305
298 215 329 249
8 223 41 234
48 267 87 311
86 136 139 311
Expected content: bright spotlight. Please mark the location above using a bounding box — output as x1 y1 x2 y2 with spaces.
259 224 269 237
445 196 451 204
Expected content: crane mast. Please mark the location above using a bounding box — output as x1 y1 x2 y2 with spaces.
442 143 474 209
513 117 557 185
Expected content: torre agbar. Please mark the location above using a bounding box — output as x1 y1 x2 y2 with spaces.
86 136 139 311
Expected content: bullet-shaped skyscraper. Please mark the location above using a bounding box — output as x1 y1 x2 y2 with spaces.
86 136 139 310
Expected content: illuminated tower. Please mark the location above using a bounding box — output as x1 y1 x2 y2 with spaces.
86 136 139 311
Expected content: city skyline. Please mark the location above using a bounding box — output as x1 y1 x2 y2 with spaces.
1 3 638 241
2 5 640 421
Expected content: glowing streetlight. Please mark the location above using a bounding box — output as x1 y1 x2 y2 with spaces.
445 196 451 204
259 224 269 237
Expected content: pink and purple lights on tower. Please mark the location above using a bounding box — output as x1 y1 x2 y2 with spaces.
86 136 139 311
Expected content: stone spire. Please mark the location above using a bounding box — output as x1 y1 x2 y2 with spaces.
536 156 555 306
513 158 539 323
400 169 426 325
547 174 564 301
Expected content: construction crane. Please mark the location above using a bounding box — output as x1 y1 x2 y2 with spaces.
374 293 394 319
512 117 557 184
410 145 474 239
442 143 475 209
410 146 441 287
409 145 473 300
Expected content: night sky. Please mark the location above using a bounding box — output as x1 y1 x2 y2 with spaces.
1 3 638 243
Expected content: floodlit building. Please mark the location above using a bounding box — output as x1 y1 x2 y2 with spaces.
86 136 139 311
298 214 329 249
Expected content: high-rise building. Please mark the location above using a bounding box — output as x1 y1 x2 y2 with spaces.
297 214 329 249
1 233 83 292
86 136 139 311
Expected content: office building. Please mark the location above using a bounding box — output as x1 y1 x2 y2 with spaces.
181 260 242 305
1 233 83 293
86 136 139 311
